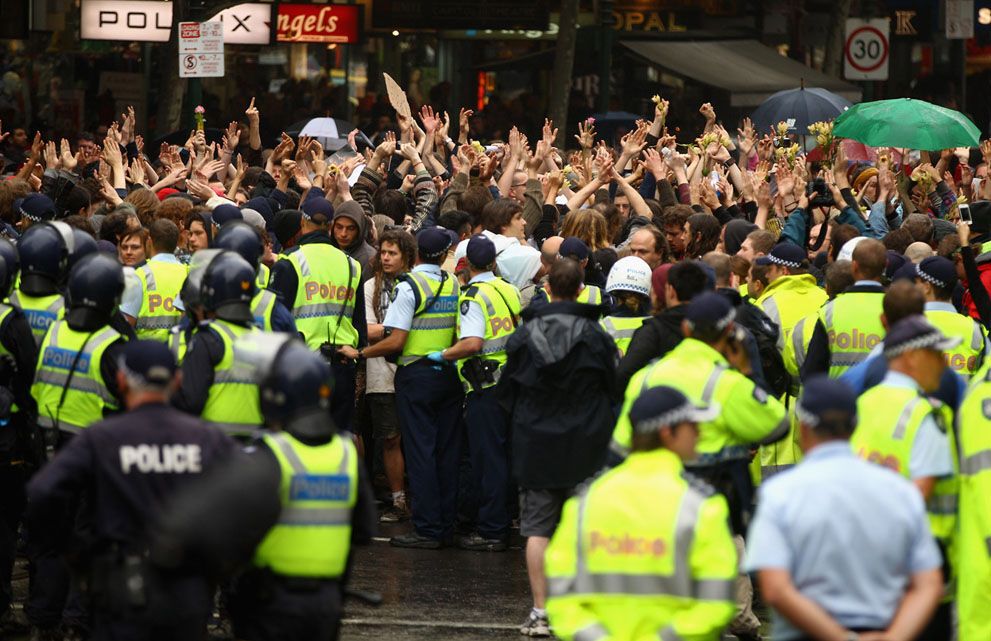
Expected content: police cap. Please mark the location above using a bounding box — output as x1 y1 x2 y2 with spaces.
301 197 334 224
630 385 719 434
559 237 590 261
684 292 735 333
211 204 243 226
18 193 56 224
916 256 958 291
119 340 177 387
796 375 857 431
755 242 806 268
465 234 496 268
416 227 453 259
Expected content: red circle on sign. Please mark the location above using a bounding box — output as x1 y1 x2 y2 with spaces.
845 26 888 72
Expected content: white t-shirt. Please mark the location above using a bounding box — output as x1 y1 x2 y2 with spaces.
364 277 397 394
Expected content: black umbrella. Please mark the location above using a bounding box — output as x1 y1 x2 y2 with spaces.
750 87 854 136
285 118 373 152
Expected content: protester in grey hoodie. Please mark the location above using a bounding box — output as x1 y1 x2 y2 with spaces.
332 200 376 279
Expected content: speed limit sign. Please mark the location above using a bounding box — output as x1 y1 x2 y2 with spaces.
845 18 889 81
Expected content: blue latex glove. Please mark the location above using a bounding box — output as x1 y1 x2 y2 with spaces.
426 351 445 363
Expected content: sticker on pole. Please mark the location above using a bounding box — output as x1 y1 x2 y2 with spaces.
844 18 889 81
179 21 225 78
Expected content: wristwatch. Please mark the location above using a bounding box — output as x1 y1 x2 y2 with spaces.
844 632 860 641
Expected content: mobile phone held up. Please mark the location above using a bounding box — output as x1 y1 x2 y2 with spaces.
960 203 973 225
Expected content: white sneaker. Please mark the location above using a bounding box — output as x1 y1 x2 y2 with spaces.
519 611 551 637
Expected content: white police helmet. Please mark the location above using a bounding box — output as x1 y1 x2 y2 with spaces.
605 256 652 296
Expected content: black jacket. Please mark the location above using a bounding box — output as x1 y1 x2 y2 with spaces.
616 304 687 392
499 301 619 489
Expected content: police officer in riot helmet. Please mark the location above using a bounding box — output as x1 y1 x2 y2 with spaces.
11 222 71 346
26 253 129 640
26 340 238 641
0 238 39 633
213 222 296 333
171 251 268 439
226 337 375 641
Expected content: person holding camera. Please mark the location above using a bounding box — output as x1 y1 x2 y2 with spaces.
428 235 521 552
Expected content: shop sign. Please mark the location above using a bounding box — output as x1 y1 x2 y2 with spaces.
610 10 690 32
81 0 172 42
276 4 360 43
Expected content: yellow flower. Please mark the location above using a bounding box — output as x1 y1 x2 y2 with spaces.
651 94 661 105
776 121 790 136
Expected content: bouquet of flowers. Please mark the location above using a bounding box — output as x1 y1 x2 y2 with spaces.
775 143 801 167
808 120 836 167
910 164 934 193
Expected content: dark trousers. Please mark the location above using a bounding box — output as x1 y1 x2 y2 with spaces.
465 388 511 540
90 576 212 641
231 574 342 641
0 465 25 612
330 360 357 433
395 361 464 541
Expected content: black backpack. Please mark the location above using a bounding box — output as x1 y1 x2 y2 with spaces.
735 300 790 398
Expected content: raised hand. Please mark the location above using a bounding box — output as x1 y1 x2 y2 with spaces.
420 105 440 134
542 118 559 147
245 97 259 122
737 118 756 157
575 119 596 150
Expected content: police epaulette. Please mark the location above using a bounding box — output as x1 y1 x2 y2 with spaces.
463 285 479 298
680 470 717 497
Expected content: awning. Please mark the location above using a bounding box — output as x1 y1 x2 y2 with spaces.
621 40 862 108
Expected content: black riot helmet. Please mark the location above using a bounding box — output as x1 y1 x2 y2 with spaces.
17 222 70 295
66 253 124 328
213 221 263 268
0 238 19 300
259 338 336 442
200 250 257 325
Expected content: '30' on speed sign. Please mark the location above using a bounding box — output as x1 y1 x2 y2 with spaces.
845 18 889 81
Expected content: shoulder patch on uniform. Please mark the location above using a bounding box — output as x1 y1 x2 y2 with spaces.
464 285 479 298
460 301 471 315
983 398 991 420
752 386 768 403
680 470 717 497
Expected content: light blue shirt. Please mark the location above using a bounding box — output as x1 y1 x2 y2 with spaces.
854 279 883 287
746 441 942 640
459 271 495 339
383 264 443 332
876 371 954 479
150 252 182 264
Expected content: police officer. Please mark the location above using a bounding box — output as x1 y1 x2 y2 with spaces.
599 256 651 356
747 375 944 641
268 204 366 434
0 240 39 632
26 340 237 641
561 238 604 306
213 221 297 334
545 385 736 641
27 252 128 640
802 238 887 379
956 361 991 640
428 235 521 551
752 242 828 479
341 227 462 549
229 338 375 641
916 255 988 380
15 193 57 233
123 219 187 342
11 222 70 345
610 292 787 641
852 315 958 641
172 250 264 439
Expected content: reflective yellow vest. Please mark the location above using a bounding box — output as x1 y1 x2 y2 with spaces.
457 277 521 392
611 338 786 462
925 307 987 380
576 285 603 306
134 260 187 342
253 431 357 578
201 320 263 438
167 326 187 365
819 291 885 377
32 320 121 433
955 365 991 640
9 290 63 346
251 289 278 331
755 275 828 480
853 384 958 543
398 269 459 367
286 245 361 350
599 315 648 357
545 448 736 641
256 263 270 290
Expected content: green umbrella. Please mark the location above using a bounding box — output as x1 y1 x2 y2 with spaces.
832 98 981 150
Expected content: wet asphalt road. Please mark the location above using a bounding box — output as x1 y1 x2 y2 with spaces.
341 522 532 640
